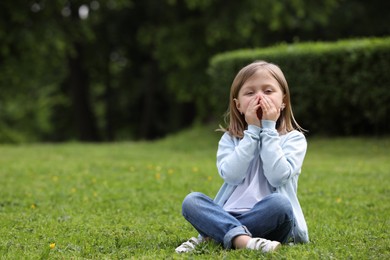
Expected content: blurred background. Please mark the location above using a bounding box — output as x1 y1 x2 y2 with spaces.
1 0 389 143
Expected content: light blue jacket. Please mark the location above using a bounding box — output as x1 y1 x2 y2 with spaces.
213 120 309 243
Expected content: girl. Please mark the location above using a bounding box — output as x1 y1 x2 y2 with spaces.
175 61 309 253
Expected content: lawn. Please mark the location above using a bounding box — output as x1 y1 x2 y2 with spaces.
0 126 389 259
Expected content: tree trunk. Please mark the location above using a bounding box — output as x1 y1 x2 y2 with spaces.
138 60 158 139
103 52 114 141
66 42 100 141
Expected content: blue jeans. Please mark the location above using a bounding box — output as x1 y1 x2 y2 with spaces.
182 192 294 249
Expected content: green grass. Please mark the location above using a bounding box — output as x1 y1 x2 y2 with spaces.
0 126 389 259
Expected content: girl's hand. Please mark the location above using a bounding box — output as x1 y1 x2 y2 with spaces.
259 95 280 122
244 96 262 127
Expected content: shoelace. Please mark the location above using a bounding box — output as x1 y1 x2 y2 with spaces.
254 239 268 249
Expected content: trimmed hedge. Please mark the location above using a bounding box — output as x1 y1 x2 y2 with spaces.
208 37 390 136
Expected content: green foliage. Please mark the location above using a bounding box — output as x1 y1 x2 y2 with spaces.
208 37 390 136
0 126 389 258
0 0 67 143
1 1 389 142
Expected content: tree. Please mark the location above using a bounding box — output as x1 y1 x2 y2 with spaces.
1 0 388 142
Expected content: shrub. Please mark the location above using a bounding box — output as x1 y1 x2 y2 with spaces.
208 37 390 136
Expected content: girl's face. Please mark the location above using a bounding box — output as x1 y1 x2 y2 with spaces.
234 69 285 120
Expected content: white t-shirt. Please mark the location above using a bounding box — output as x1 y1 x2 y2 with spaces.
223 157 273 213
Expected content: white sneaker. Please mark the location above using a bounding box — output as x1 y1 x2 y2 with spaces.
175 237 201 253
246 237 281 253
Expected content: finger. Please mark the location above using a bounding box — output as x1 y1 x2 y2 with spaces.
251 96 260 106
260 98 270 111
262 96 275 111
248 97 261 113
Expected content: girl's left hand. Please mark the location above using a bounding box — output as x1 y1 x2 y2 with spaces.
259 95 280 122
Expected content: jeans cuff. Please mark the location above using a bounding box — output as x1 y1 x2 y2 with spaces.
223 225 252 249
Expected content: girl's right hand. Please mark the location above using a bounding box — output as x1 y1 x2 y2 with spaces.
244 96 262 127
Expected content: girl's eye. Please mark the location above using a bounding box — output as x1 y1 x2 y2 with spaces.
245 91 254 95
264 89 273 94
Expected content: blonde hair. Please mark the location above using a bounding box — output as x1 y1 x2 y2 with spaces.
220 60 305 138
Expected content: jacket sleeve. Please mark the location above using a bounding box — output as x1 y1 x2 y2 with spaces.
260 120 307 187
216 125 260 185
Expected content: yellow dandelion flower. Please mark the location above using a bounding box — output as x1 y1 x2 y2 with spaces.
155 173 161 180
31 204 36 209
168 168 174 175
52 176 58 182
71 188 77 193
207 176 212 181
336 197 342 203
50 243 56 249
192 167 199 173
